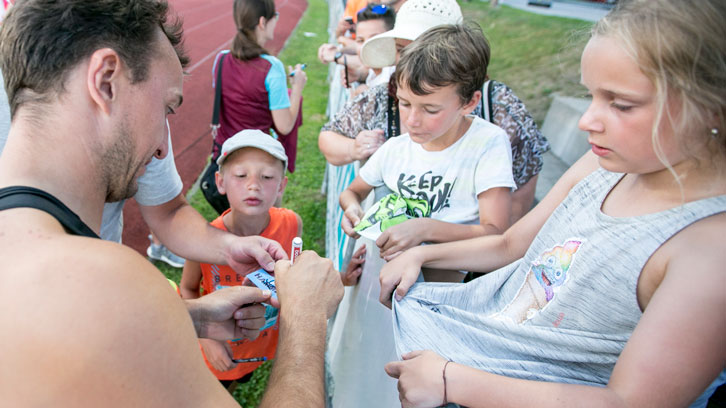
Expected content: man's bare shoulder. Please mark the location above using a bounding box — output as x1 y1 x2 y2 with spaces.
0 208 163 288
0 211 235 406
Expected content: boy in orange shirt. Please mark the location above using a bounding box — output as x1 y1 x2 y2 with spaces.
180 130 302 391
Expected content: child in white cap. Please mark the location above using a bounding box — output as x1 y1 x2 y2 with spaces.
180 129 302 393
359 0 462 69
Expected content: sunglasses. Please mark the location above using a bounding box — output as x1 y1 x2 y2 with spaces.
358 4 389 17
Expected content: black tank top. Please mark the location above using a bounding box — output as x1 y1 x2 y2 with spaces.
0 186 99 238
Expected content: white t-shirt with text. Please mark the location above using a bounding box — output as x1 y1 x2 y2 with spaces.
359 116 515 225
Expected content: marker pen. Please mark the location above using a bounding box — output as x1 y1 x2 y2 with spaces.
291 236 302 265
289 64 307 77
233 357 268 363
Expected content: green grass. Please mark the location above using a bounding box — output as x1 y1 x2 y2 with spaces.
157 1 591 405
462 1 592 125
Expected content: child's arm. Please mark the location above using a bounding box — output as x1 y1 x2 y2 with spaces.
379 152 601 307
376 186 512 260
180 260 203 300
271 64 306 135
339 176 374 238
385 214 726 407
199 338 236 373
341 245 366 286
295 212 303 238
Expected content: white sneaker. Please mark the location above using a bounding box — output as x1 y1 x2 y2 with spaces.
147 235 185 268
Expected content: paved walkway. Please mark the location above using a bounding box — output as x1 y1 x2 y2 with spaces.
500 0 611 22
122 0 308 253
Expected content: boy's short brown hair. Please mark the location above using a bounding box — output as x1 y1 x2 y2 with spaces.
394 23 490 105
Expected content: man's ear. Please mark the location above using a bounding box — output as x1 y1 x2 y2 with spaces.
258 16 267 30
461 90 482 116
87 48 122 116
215 170 227 195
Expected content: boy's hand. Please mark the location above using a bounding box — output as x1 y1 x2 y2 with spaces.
342 205 364 238
376 218 427 260
200 338 236 373
379 247 425 308
341 245 366 286
352 129 385 161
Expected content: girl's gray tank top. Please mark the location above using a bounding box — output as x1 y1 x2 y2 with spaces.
393 168 726 406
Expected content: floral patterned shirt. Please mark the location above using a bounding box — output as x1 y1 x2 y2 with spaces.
321 81 550 187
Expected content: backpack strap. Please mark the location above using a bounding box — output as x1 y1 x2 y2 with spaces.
211 53 227 157
0 186 99 238
388 93 401 139
480 80 493 123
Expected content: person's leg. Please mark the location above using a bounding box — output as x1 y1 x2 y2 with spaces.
146 233 186 268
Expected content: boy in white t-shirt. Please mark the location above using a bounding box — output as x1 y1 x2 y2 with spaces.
339 23 515 283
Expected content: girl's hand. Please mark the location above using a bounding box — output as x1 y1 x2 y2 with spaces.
385 350 448 408
351 129 385 161
341 245 366 286
288 64 307 89
199 338 236 373
379 247 424 308
376 218 427 259
341 205 363 238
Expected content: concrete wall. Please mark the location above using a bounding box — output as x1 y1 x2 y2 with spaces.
534 95 592 201
541 95 591 166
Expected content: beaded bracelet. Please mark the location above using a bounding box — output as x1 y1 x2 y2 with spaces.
442 360 452 406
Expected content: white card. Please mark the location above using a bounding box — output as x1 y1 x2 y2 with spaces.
246 268 278 300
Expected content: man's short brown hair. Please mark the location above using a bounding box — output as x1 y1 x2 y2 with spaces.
394 23 490 105
0 0 189 118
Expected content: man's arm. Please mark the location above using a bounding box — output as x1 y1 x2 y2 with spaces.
140 193 286 272
259 252 344 407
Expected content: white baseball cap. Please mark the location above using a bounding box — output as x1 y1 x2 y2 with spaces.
359 0 463 69
217 129 288 170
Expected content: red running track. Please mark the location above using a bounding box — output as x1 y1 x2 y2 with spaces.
122 0 308 254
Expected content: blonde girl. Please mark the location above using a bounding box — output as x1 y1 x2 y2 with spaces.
380 0 726 406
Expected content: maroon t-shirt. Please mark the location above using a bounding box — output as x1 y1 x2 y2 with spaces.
213 55 275 158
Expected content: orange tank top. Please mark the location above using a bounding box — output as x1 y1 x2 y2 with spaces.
199 207 299 380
